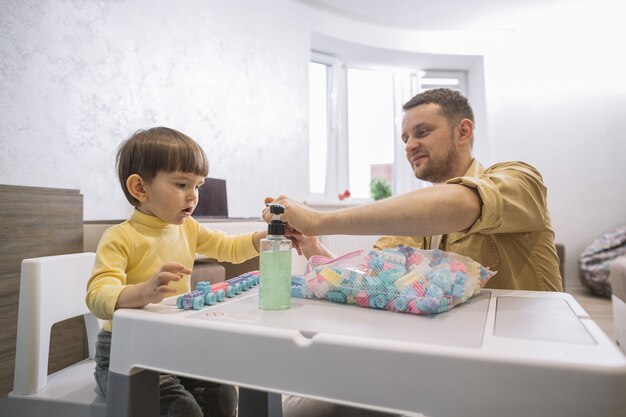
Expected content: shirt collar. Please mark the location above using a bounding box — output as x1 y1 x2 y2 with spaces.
464 159 485 176
446 159 485 183
130 209 174 229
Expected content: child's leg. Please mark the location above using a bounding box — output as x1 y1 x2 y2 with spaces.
94 329 111 395
160 375 203 417
94 329 203 417
178 376 238 417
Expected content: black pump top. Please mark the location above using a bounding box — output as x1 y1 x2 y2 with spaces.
267 204 286 236
269 204 285 215
268 220 285 236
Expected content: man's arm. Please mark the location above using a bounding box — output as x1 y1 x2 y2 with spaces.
265 183 481 237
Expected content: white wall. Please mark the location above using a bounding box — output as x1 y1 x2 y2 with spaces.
304 1 626 288
2 0 625 288
481 5 626 288
0 0 310 220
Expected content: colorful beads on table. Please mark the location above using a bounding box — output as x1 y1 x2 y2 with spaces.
176 271 261 310
290 245 495 315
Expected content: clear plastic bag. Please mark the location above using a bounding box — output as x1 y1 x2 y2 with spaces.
291 245 495 315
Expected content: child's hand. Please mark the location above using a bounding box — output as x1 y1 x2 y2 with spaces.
141 263 192 304
116 263 192 309
285 226 332 259
286 226 313 256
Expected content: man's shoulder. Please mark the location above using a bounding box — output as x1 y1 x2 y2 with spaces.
484 161 544 179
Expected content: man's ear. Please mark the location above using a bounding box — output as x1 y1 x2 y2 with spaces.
457 119 474 146
126 174 148 203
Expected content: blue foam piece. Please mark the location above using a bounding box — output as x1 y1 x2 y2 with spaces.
369 257 384 272
480 267 491 280
369 293 387 309
291 275 305 286
418 296 440 313
196 282 211 293
451 284 464 298
426 284 443 299
192 296 205 310
365 276 382 289
205 292 217 305
327 290 347 303
394 296 409 312
455 272 467 287
226 286 235 298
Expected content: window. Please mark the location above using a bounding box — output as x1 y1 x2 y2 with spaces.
346 68 395 198
308 61 329 194
308 54 467 201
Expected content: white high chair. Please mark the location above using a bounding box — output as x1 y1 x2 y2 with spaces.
3 252 106 417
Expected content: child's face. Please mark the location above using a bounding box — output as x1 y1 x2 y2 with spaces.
139 171 205 225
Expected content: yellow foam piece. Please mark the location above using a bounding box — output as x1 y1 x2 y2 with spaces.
394 269 423 291
320 268 342 286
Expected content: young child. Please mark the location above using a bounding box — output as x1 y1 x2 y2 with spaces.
86 127 266 417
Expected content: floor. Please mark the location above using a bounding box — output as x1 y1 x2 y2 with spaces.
567 286 616 342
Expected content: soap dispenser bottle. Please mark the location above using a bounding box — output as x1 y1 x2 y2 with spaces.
259 204 292 310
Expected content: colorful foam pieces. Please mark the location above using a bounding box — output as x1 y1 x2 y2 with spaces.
290 245 495 315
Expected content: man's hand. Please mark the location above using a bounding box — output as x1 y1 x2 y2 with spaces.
263 195 321 236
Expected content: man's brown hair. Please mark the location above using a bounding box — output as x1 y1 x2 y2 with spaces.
403 88 475 128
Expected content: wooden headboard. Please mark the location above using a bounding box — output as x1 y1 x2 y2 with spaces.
0 184 86 398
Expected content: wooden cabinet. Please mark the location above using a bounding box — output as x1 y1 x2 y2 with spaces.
0 185 85 398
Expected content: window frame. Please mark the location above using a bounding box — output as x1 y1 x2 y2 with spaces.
308 52 468 203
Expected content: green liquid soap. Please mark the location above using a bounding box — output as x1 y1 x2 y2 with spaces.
259 204 292 310
259 248 292 310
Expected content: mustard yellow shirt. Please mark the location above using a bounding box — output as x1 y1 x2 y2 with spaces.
86 210 259 331
375 160 562 292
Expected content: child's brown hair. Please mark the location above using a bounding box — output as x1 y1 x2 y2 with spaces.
116 127 209 206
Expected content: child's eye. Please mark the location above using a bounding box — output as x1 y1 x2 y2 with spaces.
176 183 187 188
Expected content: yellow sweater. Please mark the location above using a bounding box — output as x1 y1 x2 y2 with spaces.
86 210 259 331
375 160 562 292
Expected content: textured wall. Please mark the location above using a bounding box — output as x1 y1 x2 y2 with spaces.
0 0 309 220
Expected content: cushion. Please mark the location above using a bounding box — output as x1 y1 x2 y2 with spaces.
579 226 626 297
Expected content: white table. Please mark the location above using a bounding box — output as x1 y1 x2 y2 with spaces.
106 288 626 417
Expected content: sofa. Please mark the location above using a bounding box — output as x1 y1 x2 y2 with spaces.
609 256 626 354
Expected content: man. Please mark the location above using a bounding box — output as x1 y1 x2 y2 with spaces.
265 88 562 292
265 88 562 417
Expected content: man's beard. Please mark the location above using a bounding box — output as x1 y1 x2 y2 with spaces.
416 140 458 184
